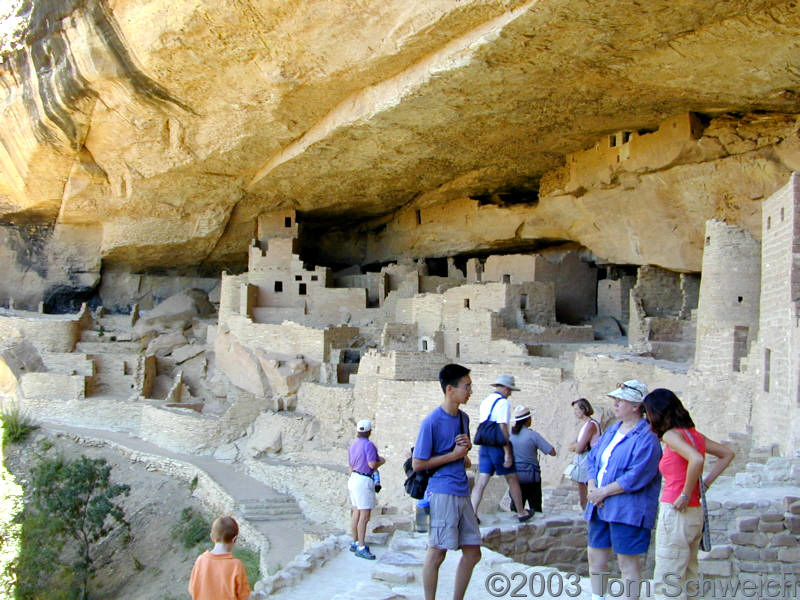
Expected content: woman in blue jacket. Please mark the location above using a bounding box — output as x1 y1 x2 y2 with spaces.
585 380 662 600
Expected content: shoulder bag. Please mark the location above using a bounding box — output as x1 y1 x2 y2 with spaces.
473 395 507 447
682 429 712 552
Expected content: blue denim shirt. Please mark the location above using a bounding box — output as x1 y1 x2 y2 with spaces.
583 418 662 529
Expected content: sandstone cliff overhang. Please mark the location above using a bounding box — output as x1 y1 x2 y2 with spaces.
0 0 799 273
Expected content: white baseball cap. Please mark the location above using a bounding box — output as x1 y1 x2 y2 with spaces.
607 380 648 403
356 419 372 433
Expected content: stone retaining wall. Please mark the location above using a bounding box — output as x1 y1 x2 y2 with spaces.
481 514 590 576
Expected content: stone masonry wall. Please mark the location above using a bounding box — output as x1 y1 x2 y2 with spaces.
694 220 760 373
747 173 800 453
481 515 589 575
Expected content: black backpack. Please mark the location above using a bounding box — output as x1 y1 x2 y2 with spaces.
403 412 466 499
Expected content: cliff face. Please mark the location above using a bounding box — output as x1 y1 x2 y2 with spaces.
1 0 800 305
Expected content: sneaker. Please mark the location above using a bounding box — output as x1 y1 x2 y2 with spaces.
349 541 358 552
518 510 533 523
355 546 376 560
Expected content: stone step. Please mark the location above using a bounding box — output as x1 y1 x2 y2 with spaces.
77 340 143 353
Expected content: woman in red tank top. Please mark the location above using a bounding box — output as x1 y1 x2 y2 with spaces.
643 389 734 600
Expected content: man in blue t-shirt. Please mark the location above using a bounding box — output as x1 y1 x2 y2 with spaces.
413 364 481 600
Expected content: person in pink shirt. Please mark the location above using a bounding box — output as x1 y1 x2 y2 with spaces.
643 389 734 600
188 516 250 600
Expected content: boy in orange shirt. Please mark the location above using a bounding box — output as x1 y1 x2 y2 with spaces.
188 516 251 600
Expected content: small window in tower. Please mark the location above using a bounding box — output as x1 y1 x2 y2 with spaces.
464 298 470 309
274 281 283 292
311 275 318 281
285 217 292 227
416 210 422 225
299 283 307 295
781 207 785 221
502 274 511 284
422 340 428 351
295 275 302 281
767 216 772 230
609 135 617 148
622 131 631 144
705 236 711 246
455 343 460 358
737 296 743 303
521 294 528 310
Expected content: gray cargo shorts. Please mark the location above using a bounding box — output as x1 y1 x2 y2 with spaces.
428 492 482 550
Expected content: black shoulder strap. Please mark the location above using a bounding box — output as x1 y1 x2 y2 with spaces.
482 394 502 424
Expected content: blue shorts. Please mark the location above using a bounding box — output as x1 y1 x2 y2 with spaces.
478 445 515 476
588 515 651 555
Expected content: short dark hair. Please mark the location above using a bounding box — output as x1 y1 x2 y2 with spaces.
571 398 593 417
643 388 694 438
439 363 471 393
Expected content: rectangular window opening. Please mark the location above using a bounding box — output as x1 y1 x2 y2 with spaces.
609 135 617 148
299 283 307 295
295 275 302 281
311 275 318 281
284 217 292 227
274 281 283 292
502 274 511 284
520 294 528 310
764 348 771 392
463 298 470 309
416 210 422 226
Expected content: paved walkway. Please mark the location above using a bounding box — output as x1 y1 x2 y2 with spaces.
40 422 304 572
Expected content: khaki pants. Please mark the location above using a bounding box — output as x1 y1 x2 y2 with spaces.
653 502 703 600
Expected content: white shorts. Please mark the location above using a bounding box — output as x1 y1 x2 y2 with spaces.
348 472 376 510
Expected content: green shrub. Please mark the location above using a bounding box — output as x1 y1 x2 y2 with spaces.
171 508 209 550
1 404 37 447
233 546 261 587
8 455 130 600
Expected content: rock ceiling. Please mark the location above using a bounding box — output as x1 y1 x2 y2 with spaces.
1 0 800 276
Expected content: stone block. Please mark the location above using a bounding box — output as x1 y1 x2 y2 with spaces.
544 547 582 563
371 564 414 584
779 547 800 563
738 516 759 532
734 546 762 561
706 500 722 511
529 537 553 551
770 533 799 547
758 521 785 533
698 560 732 577
377 551 424 566
735 472 761 486
729 532 769 547
737 501 756 509
789 501 800 515
785 515 800 534
761 548 779 561
560 533 588 547
760 512 785 522
701 545 732 559
782 496 800 511
738 561 771 573
542 518 574 528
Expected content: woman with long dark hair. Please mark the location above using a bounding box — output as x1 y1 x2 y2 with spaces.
569 398 601 510
643 389 734 600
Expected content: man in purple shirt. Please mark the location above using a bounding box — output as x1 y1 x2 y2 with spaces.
348 419 385 559
413 364 481 600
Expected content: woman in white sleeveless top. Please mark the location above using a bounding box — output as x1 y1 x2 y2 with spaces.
569 398 601 510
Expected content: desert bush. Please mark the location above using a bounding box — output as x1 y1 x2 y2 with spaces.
0 405 37 447
171 508 209 550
